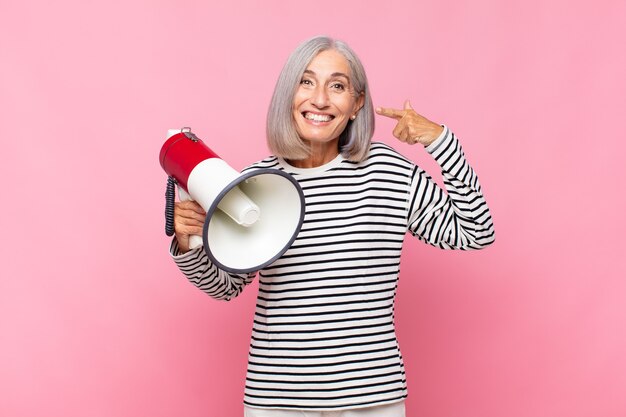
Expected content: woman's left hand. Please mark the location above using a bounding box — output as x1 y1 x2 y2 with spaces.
376 100 444 147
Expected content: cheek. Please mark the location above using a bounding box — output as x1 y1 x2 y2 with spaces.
341 97 359 115
293 90 308 110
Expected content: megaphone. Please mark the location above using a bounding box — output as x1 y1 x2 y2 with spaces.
159 127 305 273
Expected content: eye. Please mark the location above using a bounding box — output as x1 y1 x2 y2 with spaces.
300 78 313 86
330 82 345 91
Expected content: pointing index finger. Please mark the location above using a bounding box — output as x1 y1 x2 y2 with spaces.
376 106 405 119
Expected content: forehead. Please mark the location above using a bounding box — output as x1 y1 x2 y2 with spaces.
305 49 351 77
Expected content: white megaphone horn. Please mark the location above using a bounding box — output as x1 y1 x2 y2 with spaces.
160 127 305 273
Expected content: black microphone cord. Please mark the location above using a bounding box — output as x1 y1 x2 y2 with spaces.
165 176 177 236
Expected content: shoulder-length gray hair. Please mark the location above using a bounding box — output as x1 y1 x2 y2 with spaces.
266 35 375 162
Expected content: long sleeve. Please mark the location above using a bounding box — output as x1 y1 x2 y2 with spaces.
170 239 256 301
407 126 495 249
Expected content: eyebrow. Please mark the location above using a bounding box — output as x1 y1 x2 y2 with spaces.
303 69 351 82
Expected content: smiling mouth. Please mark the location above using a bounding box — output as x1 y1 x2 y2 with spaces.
302 112 335 122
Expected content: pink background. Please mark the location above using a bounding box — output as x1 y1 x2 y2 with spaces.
1 0 625 416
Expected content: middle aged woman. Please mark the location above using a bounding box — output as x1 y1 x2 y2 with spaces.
170 35 495 417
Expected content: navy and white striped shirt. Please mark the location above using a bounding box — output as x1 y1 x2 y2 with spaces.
171 126 495 410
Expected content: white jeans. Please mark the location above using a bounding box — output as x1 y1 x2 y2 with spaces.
244 400 406 417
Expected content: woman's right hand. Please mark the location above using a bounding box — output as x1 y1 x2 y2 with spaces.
174 200 206 253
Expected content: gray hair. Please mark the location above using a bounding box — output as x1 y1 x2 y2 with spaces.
266 35 375 162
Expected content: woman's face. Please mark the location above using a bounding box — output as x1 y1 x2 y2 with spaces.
292 49 364 146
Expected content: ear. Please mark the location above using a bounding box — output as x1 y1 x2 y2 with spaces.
354 92 365 113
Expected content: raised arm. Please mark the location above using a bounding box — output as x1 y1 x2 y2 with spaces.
377 101 495 249
407 126 495 249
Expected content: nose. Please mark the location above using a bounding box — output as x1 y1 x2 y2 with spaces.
310 85 330 108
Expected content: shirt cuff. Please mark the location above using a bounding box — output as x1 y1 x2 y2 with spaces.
425 125 464 173
169 237 202 261
425 124 449 154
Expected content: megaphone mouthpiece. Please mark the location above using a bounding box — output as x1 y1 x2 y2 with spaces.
217 186 260 227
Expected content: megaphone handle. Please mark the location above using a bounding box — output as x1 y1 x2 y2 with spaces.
177 187 204 250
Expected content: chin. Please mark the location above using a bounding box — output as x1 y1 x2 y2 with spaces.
303 135 337 143
296 127 344 145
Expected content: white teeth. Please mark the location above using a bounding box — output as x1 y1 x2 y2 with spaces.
304 112 333 122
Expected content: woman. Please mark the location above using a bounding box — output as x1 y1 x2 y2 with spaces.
171 36 495 417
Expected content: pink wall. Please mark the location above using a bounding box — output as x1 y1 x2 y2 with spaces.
1 0 625 416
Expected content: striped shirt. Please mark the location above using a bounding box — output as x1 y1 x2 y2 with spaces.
170 126 495 410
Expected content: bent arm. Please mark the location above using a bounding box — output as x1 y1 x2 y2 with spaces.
407 126 495 249
170 239 256 301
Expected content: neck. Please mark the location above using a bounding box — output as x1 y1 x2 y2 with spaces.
288 139 340 168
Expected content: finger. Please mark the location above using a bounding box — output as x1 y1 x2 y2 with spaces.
401 123 420 145
176 202 206 217
407 126 421 144
175 208 206 224
187 202 206 215
403 100 413 111
177 215 205 227
174 216 205 226
174 221 204 238
375 106 405 119
176 200 206 214
177 224 204 236
175 204 205 218
392 121 406 140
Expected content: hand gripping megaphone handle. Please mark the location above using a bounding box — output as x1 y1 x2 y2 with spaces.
176 186 204 250
164 174 259 250
163 174 205 250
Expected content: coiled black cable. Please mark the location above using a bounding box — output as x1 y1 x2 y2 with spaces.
165 176 177 236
